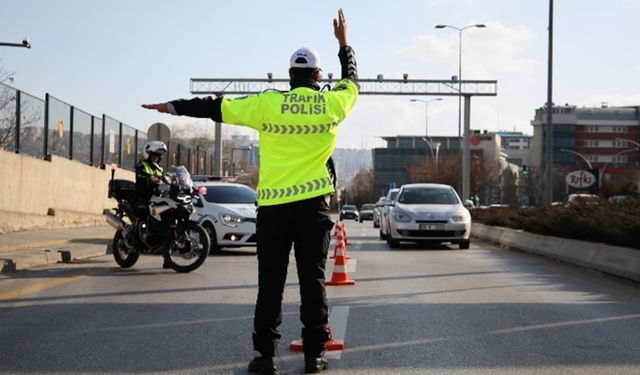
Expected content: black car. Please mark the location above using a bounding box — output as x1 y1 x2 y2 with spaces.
339 205 360 221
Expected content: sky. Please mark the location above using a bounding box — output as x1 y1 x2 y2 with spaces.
2 0 640 149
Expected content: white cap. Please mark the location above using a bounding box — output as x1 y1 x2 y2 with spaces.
289 47 320 69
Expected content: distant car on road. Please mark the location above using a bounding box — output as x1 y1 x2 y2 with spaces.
358 203 375 222
385 183 473 249
339 205 360 221
565 193 599 205
372 196 386 228
379 188 400 240
193 180 257 254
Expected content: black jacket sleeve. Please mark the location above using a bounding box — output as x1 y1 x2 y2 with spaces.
338 45 358 83
170 96 223 122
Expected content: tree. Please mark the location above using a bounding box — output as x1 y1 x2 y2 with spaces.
170 122 216 151
346 167 376 207
0 62 16 149
1 62 42 154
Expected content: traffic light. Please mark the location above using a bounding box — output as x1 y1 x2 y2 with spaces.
522 165 529 177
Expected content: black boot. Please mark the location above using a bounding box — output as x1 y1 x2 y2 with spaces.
304 354 328 373
248 356 277 374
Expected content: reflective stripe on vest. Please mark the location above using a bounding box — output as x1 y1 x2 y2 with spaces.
260 122 338 134
256 177 333 201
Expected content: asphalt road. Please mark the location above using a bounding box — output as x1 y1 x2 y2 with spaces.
1 220 639 375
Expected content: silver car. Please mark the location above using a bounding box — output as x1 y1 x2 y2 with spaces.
386 183 472 249
358 203 376 222
372 196 386 228
379 188 400 240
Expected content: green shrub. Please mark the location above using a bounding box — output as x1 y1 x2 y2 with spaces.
471 199 640 250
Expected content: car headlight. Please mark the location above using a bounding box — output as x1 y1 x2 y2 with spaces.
451 212 469 223
220 213 244 227
392 210 412 223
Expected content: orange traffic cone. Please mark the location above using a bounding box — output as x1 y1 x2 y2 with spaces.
289 326 345 352
330 227 351 259
326 235 355 286
331 222 340 239
341 222 352 246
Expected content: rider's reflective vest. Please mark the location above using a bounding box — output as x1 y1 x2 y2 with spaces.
221 79 358 206
140 159 164 177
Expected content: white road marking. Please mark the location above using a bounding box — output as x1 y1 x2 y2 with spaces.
327 306 350 359
346 258 357 273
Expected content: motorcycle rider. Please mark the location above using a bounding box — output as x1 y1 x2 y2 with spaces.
135 141 168 206
135 141 170 267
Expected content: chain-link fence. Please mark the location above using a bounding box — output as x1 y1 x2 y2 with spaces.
0 82 215 175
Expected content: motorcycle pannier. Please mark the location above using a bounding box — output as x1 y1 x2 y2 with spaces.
108 179 136 201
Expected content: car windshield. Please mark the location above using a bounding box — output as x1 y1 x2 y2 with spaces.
387 190 399 202
397 187 459 205
202 184 256 204
360 204 375 210
342 205 357 211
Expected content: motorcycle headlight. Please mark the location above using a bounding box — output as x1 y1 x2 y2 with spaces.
392 210 412 223
220 213 244 227
451 212 469 223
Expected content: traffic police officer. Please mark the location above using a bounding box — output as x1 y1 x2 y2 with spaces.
142 9 357 373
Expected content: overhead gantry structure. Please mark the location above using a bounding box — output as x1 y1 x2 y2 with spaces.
189 77 497 200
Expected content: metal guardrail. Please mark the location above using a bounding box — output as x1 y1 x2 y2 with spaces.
0 82 213 174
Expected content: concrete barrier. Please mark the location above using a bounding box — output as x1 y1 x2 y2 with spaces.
472 223 640 282
0 149 134 233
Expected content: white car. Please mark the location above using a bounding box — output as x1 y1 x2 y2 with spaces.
379 188 400 240
372 196 386 228
386 183 473 249
193 181 257 254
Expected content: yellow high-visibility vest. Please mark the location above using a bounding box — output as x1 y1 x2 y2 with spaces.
222 79 358 206
140 160 164 177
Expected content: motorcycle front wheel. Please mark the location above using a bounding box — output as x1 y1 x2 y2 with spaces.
164 223 210 273
112 230 140 268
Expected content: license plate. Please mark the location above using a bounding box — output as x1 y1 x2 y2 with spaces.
419 224 444 230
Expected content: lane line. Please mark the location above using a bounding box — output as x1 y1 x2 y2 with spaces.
327 306 350 360
346 259 357 273
0 275 85 301
0 257 161 302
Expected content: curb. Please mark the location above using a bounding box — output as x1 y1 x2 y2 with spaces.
0 240 70 254
471 223 640 282
0 244 111 273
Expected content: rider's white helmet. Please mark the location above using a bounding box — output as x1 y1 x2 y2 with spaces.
143 141 167 159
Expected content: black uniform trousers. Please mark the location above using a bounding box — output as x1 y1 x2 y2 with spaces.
253 195 334 357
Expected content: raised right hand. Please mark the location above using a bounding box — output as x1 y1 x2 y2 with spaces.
333 8 348 47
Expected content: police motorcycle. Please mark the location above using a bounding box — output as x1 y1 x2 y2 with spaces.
105 165 210 273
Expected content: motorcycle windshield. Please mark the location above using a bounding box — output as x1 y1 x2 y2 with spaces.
168 166 193 192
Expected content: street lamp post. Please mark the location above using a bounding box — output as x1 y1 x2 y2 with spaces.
560 148 593 169
231 146 252 176
0 38 31 48
559 148 593 196
410 98 442 137
434 142 441 177
615 138 640 149
600 147 640 189
434 24 486 139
